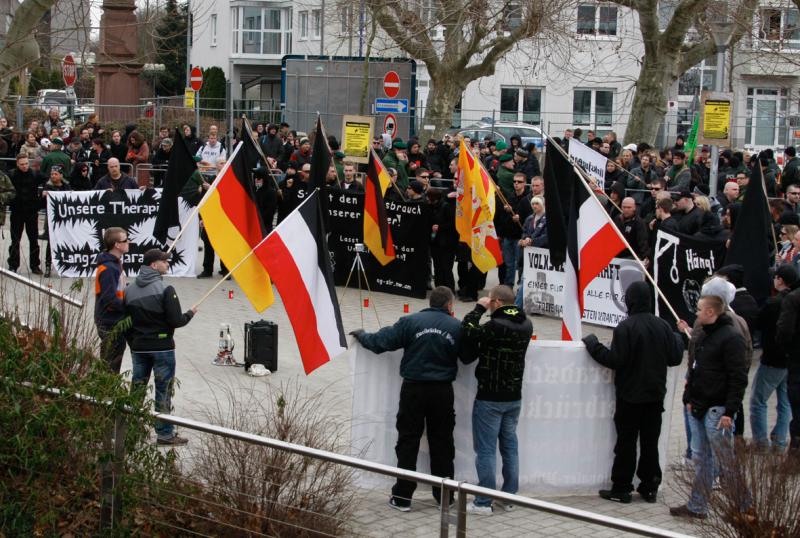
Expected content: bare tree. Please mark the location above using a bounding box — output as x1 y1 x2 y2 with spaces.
618 0 757 144
0 0 60 100
358 0 572 138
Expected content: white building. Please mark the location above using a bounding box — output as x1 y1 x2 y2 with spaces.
189 0 800 152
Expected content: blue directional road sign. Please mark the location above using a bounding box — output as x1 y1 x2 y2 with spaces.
375 98 409 114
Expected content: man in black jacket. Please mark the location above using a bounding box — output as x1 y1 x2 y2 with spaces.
351 287 464 511
7 154 42 274
126 249 196 446
583 281 684 504
613 197 648 260
776 277 800 452
460 285 533 515
750 264 796 451
670 295 748 519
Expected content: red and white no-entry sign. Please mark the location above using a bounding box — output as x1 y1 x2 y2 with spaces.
383 71 400 98
383 114 397 139
62 55 77 87
190 66 204 91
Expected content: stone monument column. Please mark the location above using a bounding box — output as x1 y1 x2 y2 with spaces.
94 0 142 122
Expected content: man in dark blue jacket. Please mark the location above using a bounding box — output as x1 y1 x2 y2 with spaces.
126 249 196 446
352 286 464 511
583 281 685 504
94 227 129 373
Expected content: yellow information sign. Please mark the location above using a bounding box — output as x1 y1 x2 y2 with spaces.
702 99 731 140
341 115 374 164
184 88 195 108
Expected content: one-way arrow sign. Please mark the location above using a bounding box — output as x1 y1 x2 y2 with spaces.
375 98 409 114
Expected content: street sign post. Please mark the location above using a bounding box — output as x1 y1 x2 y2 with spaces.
190 66 203 138
375 98 409 114
383 71 400 98
62 55 77 87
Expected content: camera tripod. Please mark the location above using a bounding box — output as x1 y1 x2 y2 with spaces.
340 244 382 328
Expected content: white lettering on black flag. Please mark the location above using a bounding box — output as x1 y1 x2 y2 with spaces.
46 189 198 277
569 138 607 190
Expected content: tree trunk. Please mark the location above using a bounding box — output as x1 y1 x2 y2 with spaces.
424 74 466 141
0 0 58 100
624 58 672 145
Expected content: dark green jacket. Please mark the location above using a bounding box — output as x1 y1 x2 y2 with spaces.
460 303 533 401
41 150 72 177
0 172 14 226
179 170 206 206
496 166 517 198
382 150 409 190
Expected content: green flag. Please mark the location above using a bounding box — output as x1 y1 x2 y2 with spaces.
684 113 699 163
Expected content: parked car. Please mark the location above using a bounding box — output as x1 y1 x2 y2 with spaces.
448 121 545 150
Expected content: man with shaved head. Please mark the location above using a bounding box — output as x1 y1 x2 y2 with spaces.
94 157 138 191
614 197 648 259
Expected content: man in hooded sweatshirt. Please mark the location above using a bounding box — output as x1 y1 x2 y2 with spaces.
94 227 129 373
460 285 533 515
583 281 685 504
125 249 196 446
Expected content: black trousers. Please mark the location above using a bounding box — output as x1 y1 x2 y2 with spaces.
7 208 40 270
431 246 455 291
200 227 227 274
456 245 486 299
392 381 455 504
97 324 126 374
611 400 663 494
789 365 800 449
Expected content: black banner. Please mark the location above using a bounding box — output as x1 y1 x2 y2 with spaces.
653 230 728 325
326 188 430 298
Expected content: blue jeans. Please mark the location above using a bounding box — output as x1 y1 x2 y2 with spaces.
749 364 790 450
515 277 525 309
472 399 521 507
687 406 740 515
131 350 176 440
500 238 518 287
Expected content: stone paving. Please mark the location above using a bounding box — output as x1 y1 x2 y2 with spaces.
1 229 778 537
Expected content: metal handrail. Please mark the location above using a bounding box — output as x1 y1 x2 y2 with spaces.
25 383 693 538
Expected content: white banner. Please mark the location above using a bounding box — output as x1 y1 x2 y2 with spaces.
46 189 198 277
350 341 679 494
520 247 643 327
569 138 608 190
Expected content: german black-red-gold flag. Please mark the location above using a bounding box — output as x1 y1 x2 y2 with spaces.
364 149 395 265
198 142 274 311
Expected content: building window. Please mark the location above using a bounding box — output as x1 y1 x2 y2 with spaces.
758 8 800 49
573 89 614 128
312 9 321 39
210 14 217 47
503 1 522 31
299 11 308 40
745 87 789 147
577 4 617 36
340 5 352 34
232 7 293 55
500 87 542 125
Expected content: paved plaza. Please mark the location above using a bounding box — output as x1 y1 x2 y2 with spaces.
3 230 777 537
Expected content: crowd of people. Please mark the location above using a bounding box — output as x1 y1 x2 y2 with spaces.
3 109 800 520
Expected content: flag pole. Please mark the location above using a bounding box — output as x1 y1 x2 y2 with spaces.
542 131 687 331
467 143 524 229
165 141 244 255
242 114 281 192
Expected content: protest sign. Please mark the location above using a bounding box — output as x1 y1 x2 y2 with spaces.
519 247 642 327
326 188 430 298
351 341 679 494
341 115 373 164
653 229 727 325
569 138 607 190
46 189 198 277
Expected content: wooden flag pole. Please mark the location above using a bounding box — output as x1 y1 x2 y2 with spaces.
242 115 281 192
467 146 524 229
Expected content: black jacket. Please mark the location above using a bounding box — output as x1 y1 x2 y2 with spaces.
776 282 800 366
583 281 684 404
613 214 648 259
460 303 533 401
674 205 704 235
731 290 759 336
757 288 791 369
8 168 42 211
124 267 194 351
354 306 463 382
494 190 531 240
260 133 283 160
683 313 748 418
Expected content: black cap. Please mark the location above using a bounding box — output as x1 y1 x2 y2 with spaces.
143 248 170 265
408 180 424 194
773 264 799 286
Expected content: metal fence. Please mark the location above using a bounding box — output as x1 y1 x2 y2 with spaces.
22 384 694 538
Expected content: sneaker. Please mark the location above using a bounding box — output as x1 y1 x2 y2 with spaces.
669 504 708 520
638 490 658 503
466 502 493 516
196 271 213 278
598 489 632 504
388 497 411 512
499 503 515 512
157 435 189 446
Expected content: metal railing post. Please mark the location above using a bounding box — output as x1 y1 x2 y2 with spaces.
439 478 450 538
455 486 467 537
100 414 126 530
